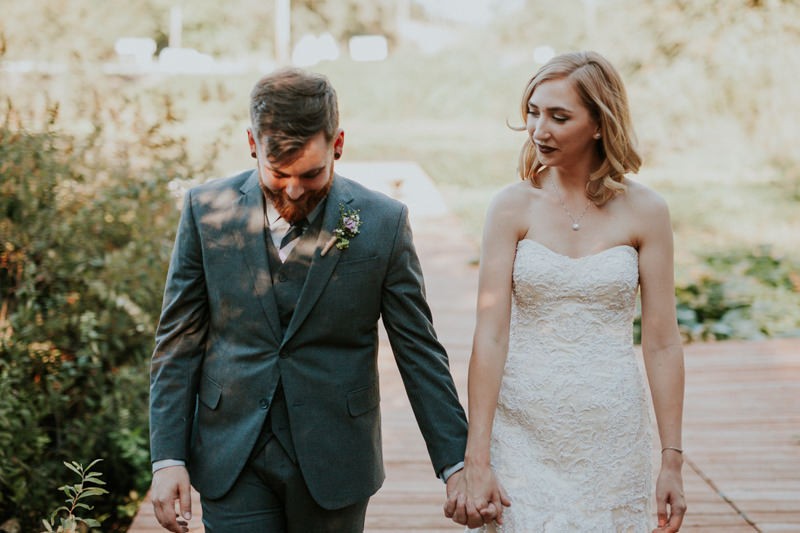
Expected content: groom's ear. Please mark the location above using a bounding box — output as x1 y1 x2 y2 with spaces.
247 128 258 158
333 129 345 159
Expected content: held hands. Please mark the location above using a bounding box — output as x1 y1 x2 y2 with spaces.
652 455 686 533
151 465 192 533
444 466 511 528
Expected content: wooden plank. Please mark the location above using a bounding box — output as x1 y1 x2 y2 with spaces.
680 339 800 532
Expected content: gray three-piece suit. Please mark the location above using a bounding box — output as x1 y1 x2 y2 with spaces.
149 170 468 528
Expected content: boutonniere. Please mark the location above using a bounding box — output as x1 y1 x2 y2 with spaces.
321 203 362 256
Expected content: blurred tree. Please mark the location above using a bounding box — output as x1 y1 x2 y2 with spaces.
294 0 399 42
0 1 157 61
0 0 404 62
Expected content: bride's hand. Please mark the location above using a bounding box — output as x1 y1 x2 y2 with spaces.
652 455 686 533
445 465 510 528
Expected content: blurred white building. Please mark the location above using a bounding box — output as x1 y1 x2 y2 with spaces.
114 37 157 66
292 32 340 67
348 35 389 62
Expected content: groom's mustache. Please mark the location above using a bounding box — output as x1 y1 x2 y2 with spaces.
261 173 333 225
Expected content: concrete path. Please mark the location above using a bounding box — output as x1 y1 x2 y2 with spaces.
129 162 800 532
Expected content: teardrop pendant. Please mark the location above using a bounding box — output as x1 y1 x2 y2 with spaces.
550 175 592 233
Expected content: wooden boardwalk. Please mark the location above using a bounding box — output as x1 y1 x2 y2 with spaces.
129 166 800 532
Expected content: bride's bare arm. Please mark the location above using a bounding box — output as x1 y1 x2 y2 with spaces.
445 187 524 527
635 188 687 533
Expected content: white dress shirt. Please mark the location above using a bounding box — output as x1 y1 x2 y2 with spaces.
265 198 326 262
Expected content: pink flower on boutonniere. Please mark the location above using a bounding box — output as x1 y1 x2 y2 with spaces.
321 203 362 256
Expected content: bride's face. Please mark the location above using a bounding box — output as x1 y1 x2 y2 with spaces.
526 78 600 169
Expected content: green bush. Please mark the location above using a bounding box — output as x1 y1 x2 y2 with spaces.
0 94 210 530
41 459 108 533
634 246 800 344
675 246 800 342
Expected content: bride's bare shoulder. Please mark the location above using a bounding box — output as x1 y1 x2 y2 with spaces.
622 177 668 210
482 180 538 239
489 180 539 213
619 178 672 244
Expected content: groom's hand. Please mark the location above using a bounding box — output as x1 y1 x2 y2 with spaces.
444 468 510 528
444 469 482 528
151 465 192 533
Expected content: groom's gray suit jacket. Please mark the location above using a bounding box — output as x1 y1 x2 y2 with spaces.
149 170 468 509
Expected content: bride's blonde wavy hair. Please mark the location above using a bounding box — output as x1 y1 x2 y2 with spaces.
513 51 641 206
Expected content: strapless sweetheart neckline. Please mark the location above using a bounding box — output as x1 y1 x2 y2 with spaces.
517 238 637 261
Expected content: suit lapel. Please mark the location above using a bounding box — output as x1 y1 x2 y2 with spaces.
237 170 282 341
281 175 352 346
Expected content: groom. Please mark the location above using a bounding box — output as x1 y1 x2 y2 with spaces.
148 68 472 532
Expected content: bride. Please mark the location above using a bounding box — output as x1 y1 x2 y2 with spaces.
445 51 686 532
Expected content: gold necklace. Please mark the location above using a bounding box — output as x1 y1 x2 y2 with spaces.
550 177 592 231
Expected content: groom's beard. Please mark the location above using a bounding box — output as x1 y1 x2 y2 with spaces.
262 169 334 224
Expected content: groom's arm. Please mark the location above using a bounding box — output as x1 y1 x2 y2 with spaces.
379 204 468 475
149 189 210 532
150 189 209 465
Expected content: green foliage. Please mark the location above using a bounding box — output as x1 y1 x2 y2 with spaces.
40 459 108 533
634 245 800 343
674 247 800 342
0 88 211 530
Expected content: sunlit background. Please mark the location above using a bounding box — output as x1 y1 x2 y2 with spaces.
1 0 799 529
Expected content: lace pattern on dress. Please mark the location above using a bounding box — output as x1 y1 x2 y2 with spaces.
468 240 654 532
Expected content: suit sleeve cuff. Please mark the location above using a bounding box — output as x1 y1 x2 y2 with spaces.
438 461 464 483
152 459 186 473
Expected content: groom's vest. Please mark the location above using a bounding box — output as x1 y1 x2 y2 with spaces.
252 209 325 462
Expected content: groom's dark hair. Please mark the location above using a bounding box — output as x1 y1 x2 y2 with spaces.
249 68 339 165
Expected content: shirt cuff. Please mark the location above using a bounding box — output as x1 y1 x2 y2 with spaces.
152 459 186 473
439 461 465 483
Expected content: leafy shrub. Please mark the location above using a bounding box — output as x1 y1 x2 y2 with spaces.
0 93 211 530
634 246 800 344
41 459 108 533
675 246 800 342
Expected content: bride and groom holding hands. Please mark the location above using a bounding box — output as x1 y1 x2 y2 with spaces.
149 52 686 533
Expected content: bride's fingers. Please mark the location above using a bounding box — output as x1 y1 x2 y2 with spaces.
465 497 484 528
499 484 512 507
665 498 687 532
443 489 458 518
452 493 468 525
491 498 506 524
479 501 497 516
480 501 498 523
487 484 511 524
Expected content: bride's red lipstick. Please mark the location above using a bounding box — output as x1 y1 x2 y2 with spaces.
536 143 556 154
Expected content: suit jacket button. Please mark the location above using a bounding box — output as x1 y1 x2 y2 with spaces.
279 351 289 359
277 273 287 282
259 398 269 409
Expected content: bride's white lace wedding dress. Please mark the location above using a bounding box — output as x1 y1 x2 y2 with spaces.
471 239 654 532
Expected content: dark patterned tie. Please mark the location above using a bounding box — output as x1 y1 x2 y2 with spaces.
280 219 309 249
